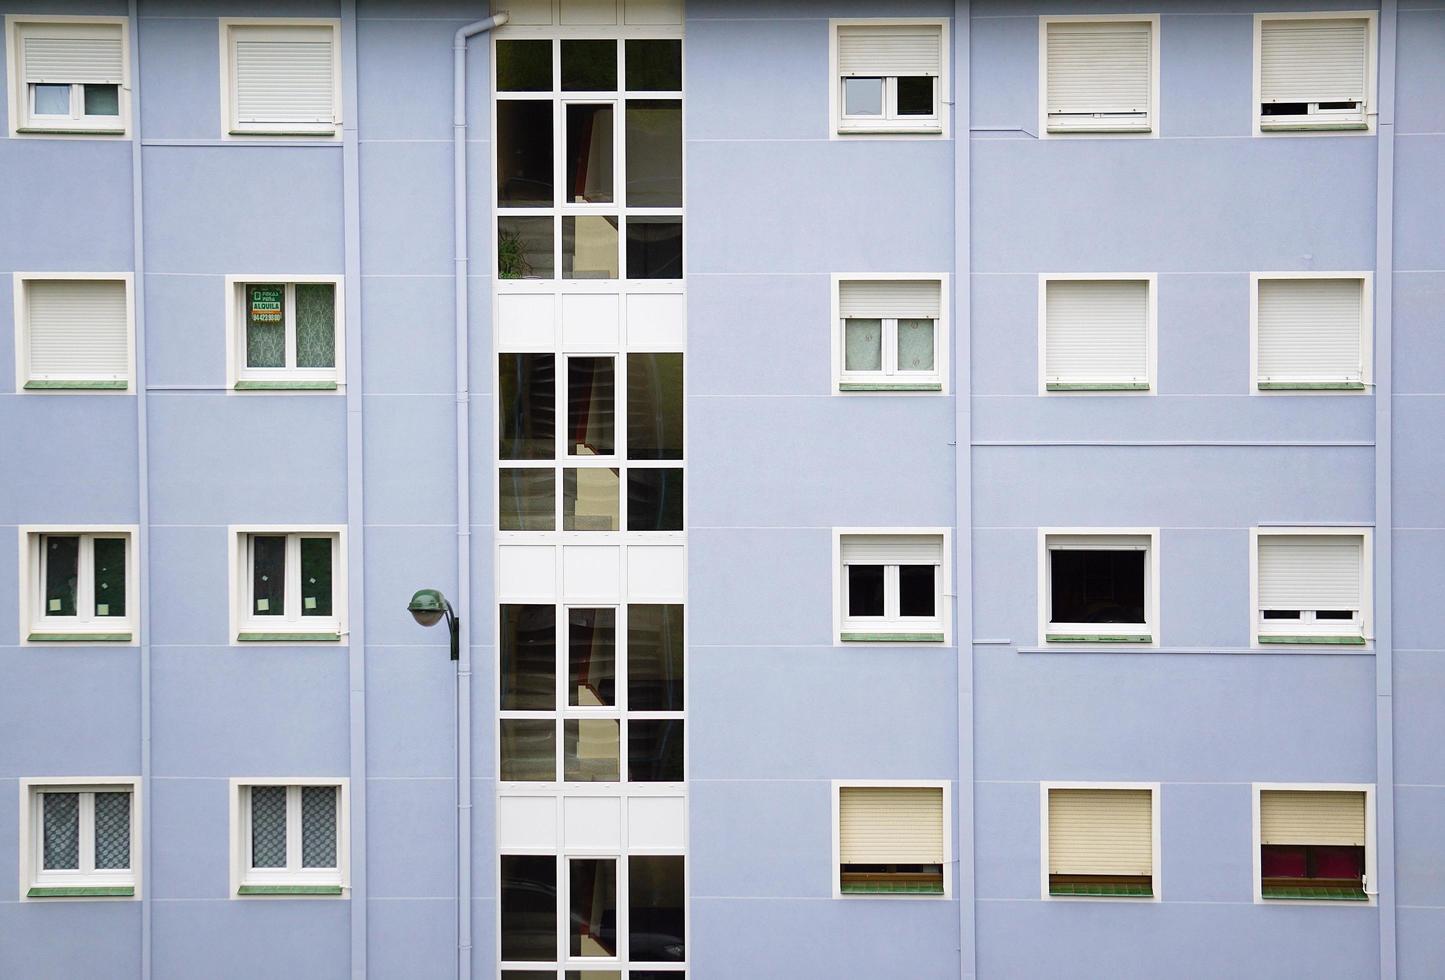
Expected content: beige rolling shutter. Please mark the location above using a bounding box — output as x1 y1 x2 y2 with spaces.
232 25 336 125
1048 788 1153 876
839 280 941 320
838 24 942 77
20 22 124 85
839 786 944 865
1260 790 1366 846
1046 21 1152 114
1260 19 1368 105
26 279 129 380
840 534 944 566
1258 535 1362 611
1257 278 1363 383
1045 279 1149 384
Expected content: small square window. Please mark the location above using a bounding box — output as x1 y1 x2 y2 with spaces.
836 784 947 896
1254 530 1368 645
1044 785 1157 898
22 528 136 643
1255 15 1374 134
15 276 133 391
832 21 947 136
232 529 344 643
1041 531 1156 645
1041 277 1154 393
231 781 347 895
229 279 342 390
836 531 947 643
22 780 139 898
1254 275 1369 391
835 278 946 393
1041 17 1157 135
221 20 340 137
6 19 129 136
1256 786 1371 902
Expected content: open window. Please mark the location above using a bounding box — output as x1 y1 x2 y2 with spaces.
1041 531 1156 645
1256 14 1374 133
836 784 947 896
832 20 946 136
1045 785 1157 898
1041 17 1157 135
1254 275 1368 391
835 277 945 393
836 531 947 643
6 18 129 136
1254 530 1367 645
1257 787 1371 901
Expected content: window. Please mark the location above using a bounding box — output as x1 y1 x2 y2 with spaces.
1043 785 1157 899
834 277 946 393
5 18 129 136
1040 276 1154 393
1253 274 1369 391
20 528 136 643
1255 13 1374 133
1040 16 1158 135
1253 529 1368 645
1256 786 1372 902
14 275 133 391
227 277 343 390
831 20 947 136
230 780 347 896
1040 530 1157 645
834 783 947 897
221 20 340 137
835 532 947 644
231 529 345 643
21 779 139 898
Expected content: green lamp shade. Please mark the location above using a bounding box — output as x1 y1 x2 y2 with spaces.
407 589 448 627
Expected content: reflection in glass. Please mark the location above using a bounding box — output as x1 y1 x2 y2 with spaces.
500 468 556 531
569 608 616 707
561 39 617 91
568 357 615 456
500 719 556 781
625 39 682 91
564 719 619 781
563 216 619 279
43 535 79 617
500 353 557 460
569 859 618 957
627 469 683 532
626 218 682 279
563 468 620 531
252 535 285 617
497 39 552 92
295 283 336 368
499 101 555 207
299 537 332 617
92 537 126 618
501 855 557 961
501 604 556 711
629 719 684 782
629 856 685 962
844 77 883 116
628 604 683 711
84 84 119 116
499 216 554 279
625 100 681 207
627 353 683 461
844 319 882 372
566 104 613 203
898 319 935 371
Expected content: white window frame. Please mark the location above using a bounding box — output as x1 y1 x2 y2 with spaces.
18 525 138 645
831 779 951 900
1040 781 1160 902
12 272 135 393
19 777 141 900
1038 528 1159 647
229 778 349 897
1253 11 1377 136
4 15 131 138
1250 272 1372 394
223 274 345 391
831 274 949 395
1250 526 1371 648
1251 782 1375 905
228 526 347 644
828 18 950 139
1037 14 1160 138
832 528 951 645
218 18 342 139
1037 273 1157 395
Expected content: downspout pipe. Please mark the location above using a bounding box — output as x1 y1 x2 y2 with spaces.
453 12 508 980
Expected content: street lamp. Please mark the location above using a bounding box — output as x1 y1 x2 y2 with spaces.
407 588 459 660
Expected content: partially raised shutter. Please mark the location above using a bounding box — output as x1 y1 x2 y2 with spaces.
839 280 941 320
1046 21 1152 114
838 24 942 77
1045 279 1149 384
1260 19 1368 104
1048 788 1153 876
26 279 129 380
232 25 336 125
20 22 124 85
840 534 943 566
1260 790 1366 846
1257 278 1363 383
839 786 944 865
1258 535 1362 611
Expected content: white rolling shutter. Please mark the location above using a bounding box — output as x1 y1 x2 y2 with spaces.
19 22 124 85
839 786 944 865
1045 279 1150 384
840 534 943 566
1260 19 1369 104
839 280 941 320
26 279 130 381
1257 535 1362 611
838 24 942 77
231 25 336 126
1048 788 1153 877
1257 278 1363 383
1260 790 1366 847
1046 21 1152 114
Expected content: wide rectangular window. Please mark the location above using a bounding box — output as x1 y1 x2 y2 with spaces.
16 276 132 391
233 530 344 642
837 785 946 896
1042 531 1156 644
1254 275 1367 390
1041 277 1153 392
1258 787 1369 901
832 21 946 136
837 532 946 643
23 780 138 898
23 528 135 643
836 278 945 392
222 20 340 136
1041 17 1157 134
1045 786 1156 898
1255 531 1367 645
6 18 129 136
1256 14 1373 133
232 781 346 895
229 279 342 390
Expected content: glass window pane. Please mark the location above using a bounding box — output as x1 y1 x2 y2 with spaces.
251 535 286 617
567 973 621 980
499 216 555 280
1050 549 1146 624
42 535 79 617
568 357 615 456
897 76 935 116
563 215 620 280
83 84 119 116
628 604 683 711
844 77 883 116
501 855 557 961
94 791 130 870
301 786 337 868
92 537 126 618
629 856 685 962
42 792 80 870
562 39 617 91
300 538 332 618
500 353 556 461
563 468 620 531
626 39 682 91
569 859 618 958
629 719 683 782
844 319 883 372
569 607 616 707
250 786 287 868
627 353 683 461
497 39 552 92
564 719 620 782
500 719 556 781
499 100 554 207
501 604 556 711
566 104 614 204
899 565 935 617
897 318 935 371
500 469 556 531
626 218 682 279
295 283 336 368
625 100 682 207
33 84 69 115
245 283 287 368
847 565 885 617
627 468 683 532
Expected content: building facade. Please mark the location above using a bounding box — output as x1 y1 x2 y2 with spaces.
1 0 1442 977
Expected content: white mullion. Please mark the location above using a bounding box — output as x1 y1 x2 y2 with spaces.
286 785 302 874
77 535 96 625
79 791 96 875
284 284 298 369
885 564 900 622
884 317 899 377
556 601 566 781
552 44 564 278
617 850 630 966
285 534 301 626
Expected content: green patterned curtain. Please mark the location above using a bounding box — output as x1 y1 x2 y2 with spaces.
296 284 336 368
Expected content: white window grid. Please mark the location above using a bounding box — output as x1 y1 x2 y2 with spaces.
1252 11 1377 135
839 75 940 130
228 277 345 387
232 529 344 638
1039 530 1158 644
230 779 348 893
830 19 949 138
28 531 133 633
1251 528 1371 643
838 316 941 384
4 17 130 137
832 529 951 644
831 274 949 394
25 783 137 891
839 561 944 635
219 19 342 138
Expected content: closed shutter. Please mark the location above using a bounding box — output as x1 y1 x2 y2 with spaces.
1257 535 1362 611
839 280 941 320
26 279 129 380
838 24 942 77
840 534 943 566
839 786 944 865
1260 790 1366 846
1260 19 1369 104
1257 278 1363 382
1048 788 1153 876
20 22 124 85
232 25 336 125
1045 279 1149 384
1046 21 1152 114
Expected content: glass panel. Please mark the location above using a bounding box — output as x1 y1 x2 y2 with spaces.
501 855 557 961
499 216 555 280
567 973 622 980
844 319 883 372
898 565 935 617
563 468 620 531
92 537 126 618
629 719 684 782
300 538 332 618
566 104 614 204
897 319 935 371
500 353 556 461
625 100 682 207
500 719 556 781
251 535 286 617
626 39 682 91
628 604 684 711
627 468 683 532
1261 844 1307 878
500 469 556 531
33 84 69 115
568 357 615 456
499 101 554 207
847 565 885 617
245 283 287 368
301 786 337 868
42 792 80 870
562 40 617 91
295 283 336 368
626 218 683 279
844 77 883 116
897 76 935 116
569 607 616 707
1314 845 1366 880
93 791 130 870
627 353 683 461
83 84 120 116
629 856 685 962
563 216 620 279
250 786 287 868
42 535 79 617
564 719 620 782
569 859 618 957
497 39 552 92
1049 549 1146 624
501 605 556 711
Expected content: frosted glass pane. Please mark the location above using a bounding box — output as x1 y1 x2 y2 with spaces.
43 792 80 870
898 318 935 371
33 84 69 115
250 786 287 868
295 283 335 368
245 283 286 368
84 84 119 116
94 792 130 869
844 77 883 116
844 319 882 371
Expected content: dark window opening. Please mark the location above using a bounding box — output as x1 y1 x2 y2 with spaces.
500 604 556 711
498 101 554 207
1261 844 1366 900
841 863 944 895
626 218 683 279
625 39 681 91
627 468 683 531
1318 101 1360 111
1263 609 1301 620
628 718 684 782
500 353 556 460
629 856 685 962
898 565 935 617
497 39 552 92
1049 549 1145 625
500 855 557 961
1262 102 1309 115
1048 873 1153 898
848 565 885 617
896 76 935 116
1316 609 1355 620
561 39 617 91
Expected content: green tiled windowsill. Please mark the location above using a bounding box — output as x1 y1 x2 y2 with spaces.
228 130 337 138
1260 122 1368 132
237 632 342 643
1050 882 1153 898
28 632 133 643
1262 885 1368 901
16 127 126 136
237 885 343 896
28 886 134 898
841 880 944 895
840 632 945 643
24 380 128 390
1046 634 1153 644
1258 635 1367 646
838 382 943 393
1258 381 1366 391
234 380 339 391
1046 382 1150 391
